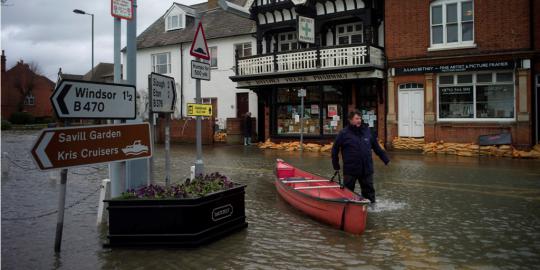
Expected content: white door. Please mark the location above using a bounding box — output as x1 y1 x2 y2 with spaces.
398 88 424 137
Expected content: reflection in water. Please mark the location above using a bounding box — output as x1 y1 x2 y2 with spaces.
2 131 540 269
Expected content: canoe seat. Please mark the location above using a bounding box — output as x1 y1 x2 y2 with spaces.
282 179 330 184
294 185 341 190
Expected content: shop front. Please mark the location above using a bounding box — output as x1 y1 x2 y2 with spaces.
387 59 535 149
246 76 385 143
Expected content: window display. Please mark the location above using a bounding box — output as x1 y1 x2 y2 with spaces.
438 72 515 120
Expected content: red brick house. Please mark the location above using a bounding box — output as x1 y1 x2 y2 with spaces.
385 0 539 149
1 51 55 120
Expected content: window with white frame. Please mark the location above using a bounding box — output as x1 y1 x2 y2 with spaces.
24 93 35 106
209 47 218 68
336 22 363 45
166 14 184 31
278 32 298 52
438 71 514 120
151 52 171 74
234 42 252 58
430 0 474 49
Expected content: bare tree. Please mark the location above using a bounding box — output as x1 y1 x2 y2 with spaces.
13 61 42 111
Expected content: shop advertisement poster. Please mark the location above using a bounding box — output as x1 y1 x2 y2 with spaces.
311 104 319 114
328 104 338 117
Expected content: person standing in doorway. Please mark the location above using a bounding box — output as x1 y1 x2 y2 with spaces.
243 112 252 145
331 110 389 203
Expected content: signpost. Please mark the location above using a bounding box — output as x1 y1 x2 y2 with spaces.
51 79 136 119
190 22 210 177
187 103 213 117
31 123 152 170
148 73 177 185
298 88 306 151
191 60 211 81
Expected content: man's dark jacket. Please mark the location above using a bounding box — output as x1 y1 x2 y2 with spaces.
331 124 389 176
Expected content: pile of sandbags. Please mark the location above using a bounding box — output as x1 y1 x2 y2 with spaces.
213 132 227 142
392 137 425 150
512 144 540 159
423 142 540 159
258 139 334 152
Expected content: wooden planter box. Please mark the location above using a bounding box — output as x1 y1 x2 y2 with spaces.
104 184 247 247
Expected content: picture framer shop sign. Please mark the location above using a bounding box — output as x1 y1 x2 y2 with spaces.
111 0 133 20
394 61 515 75
31 123 152 170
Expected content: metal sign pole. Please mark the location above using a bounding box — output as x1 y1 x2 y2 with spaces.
299 89 305 152
54 120 69 253
195 58 204 176
165 113 171 185
148 75 154 185
54 168 68 252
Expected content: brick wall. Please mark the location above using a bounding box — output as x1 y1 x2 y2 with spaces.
385 0 533 61
157 118 214 144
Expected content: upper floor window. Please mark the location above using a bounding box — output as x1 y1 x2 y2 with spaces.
209 47 218 68
166 14 184 31
336 23 363 45
151 52 171 74
24 93 35 106
278 32 298 52
234 43 252 58
430 0 474 49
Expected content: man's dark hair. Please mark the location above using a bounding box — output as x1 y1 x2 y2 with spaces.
348 110 362 120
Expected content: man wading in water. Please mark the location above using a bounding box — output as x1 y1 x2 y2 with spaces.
331 110 390 203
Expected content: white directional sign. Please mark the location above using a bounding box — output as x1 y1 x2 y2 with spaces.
191 60 211 81
149 73 177 113
51 79 136 119
298 16 315 44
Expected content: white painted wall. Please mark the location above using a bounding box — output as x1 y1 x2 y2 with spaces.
123 34 257 129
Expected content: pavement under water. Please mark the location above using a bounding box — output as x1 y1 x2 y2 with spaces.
2 130 540 269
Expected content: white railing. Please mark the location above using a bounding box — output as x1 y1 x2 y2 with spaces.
276 50 317 72
320 46 367 68
236 45 381 76
237 55 274 76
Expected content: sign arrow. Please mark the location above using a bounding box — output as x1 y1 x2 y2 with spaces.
51 79 137 120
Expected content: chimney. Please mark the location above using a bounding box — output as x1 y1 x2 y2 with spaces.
1 50 5 73
208 0 219 9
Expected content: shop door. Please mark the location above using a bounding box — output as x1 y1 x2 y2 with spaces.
236 93 249 118
398 88 424 137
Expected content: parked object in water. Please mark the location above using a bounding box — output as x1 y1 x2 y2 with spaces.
275 159 370 235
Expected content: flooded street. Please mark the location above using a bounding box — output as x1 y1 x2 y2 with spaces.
2 130 540 269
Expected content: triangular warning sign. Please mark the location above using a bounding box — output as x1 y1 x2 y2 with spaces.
190 22 210 60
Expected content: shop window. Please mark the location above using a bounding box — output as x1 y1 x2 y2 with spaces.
278 32 299 52
336 23 363 45
276 104 320 136
438 71 514 121
151 52 171 74
430 0 474 50
399 83 424 90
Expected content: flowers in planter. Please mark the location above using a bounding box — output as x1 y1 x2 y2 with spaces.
119 172 235 199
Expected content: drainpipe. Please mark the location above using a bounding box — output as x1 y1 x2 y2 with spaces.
180 43 184 118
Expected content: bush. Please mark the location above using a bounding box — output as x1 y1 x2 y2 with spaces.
9 112 35 125
1 120 12 130
35 117 56 124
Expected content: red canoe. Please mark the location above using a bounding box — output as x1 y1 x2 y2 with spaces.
275 159 370 235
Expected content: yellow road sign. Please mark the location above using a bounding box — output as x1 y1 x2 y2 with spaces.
187 103 213 117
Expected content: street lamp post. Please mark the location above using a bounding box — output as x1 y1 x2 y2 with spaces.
73 9 94 80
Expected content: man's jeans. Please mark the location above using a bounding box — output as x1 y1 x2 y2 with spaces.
344 174 375 203
244 136 251 145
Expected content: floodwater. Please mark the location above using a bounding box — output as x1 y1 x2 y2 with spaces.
2 130 540 269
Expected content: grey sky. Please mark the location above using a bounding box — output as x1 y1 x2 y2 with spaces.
1 0 204 80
